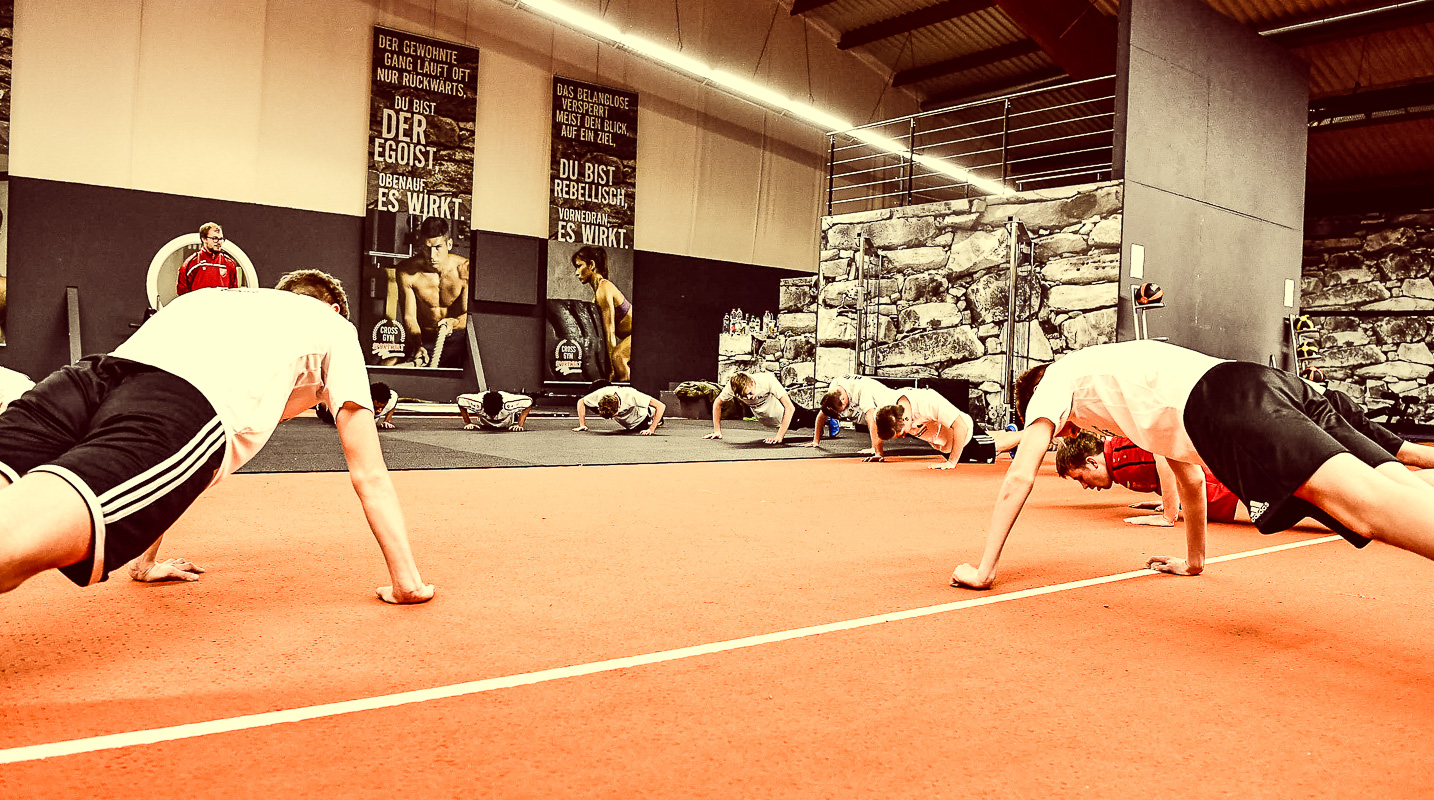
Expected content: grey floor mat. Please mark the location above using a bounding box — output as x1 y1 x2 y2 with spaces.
238 416 937 473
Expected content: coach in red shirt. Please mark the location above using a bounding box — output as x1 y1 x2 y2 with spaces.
176 222 241 296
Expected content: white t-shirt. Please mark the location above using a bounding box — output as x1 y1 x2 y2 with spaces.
457 391 532 429
582 385 656 429
1023 340 1227 465
0 366 34 412
716 372 789 426
829 374 899 420
113 288 373 484
898 388 971 452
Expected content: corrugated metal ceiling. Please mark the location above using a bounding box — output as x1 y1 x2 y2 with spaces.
789 0 1434 209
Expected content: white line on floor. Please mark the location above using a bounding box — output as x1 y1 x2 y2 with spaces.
0 535 1341 765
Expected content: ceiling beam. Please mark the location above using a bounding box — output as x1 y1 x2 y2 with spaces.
837 0 995 50
1264 0 1434 49
989 0 1117 80
789 0 841 16
1309 79 1434 131
920 66 1066 111
893 40 1043 87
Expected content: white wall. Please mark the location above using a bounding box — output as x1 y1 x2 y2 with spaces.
11 0 917 271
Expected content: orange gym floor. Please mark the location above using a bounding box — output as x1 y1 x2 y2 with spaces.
3 420 1433 798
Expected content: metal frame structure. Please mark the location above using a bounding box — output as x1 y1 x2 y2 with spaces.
825 75 1118 215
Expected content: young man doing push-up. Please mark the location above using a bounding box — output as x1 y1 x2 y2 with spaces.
870 388 1020 468
0 270 433 604
951 339 1434 590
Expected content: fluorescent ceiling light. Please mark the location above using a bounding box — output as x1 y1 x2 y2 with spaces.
784 102 852 132
706 70 789 108
519 0 622 41
623 35 711 79
514 0 1010 196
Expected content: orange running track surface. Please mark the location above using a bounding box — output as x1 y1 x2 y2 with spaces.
3 456 1434 798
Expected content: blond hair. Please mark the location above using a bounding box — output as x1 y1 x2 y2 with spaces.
596 392 622 418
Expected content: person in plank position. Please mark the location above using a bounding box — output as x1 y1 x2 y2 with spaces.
800 373 898 453
706 371 820 445
869 388 1021 468
1055 431 1242 525
0 270 433 604
457 389 533 432
1054 387 1434 527
950 339 1434 590
574 386 665 435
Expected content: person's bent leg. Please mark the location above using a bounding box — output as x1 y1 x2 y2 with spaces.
1396 442 1434 470
1295 453 1434 561
0 472 94 593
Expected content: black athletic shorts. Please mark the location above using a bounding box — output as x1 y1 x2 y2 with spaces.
956 424 998 463
0 356 226 586
789 405 819 431
1323 387 1404 456
1184 361 1395 546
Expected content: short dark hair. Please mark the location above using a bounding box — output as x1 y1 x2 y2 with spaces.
481 390 503 417
820 389 847 418
573 245 609 279
419 216 451 241
874 404 906 441
370 382 393 408
275 269 350 320
1054 431 1104 477
1013 363 1049 425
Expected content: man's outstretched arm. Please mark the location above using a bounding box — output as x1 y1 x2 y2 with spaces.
335 402 433 604
951 418 1056 589
1146 459 1207 576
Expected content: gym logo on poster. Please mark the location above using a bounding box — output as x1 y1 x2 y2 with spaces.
554 339 583 376
372 319 406 360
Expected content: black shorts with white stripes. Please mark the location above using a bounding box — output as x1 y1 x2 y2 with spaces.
0 356 226 586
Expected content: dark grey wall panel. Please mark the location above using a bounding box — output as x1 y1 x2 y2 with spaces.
1121 182 1303 363
473 230 541 305
1117 0 1308 363
473 311 545 393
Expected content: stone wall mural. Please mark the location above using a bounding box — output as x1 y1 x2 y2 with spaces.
1301 208 1434 428
721 181 1123 425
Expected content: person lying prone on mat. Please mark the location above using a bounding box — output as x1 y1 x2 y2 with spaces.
950 340 1434 591
866 389 1021 468
1054 430 1241 525
457 389 533 432
0 270 433 604
574 386 664 435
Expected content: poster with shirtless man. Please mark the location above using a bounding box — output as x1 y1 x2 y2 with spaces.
361 27 478 371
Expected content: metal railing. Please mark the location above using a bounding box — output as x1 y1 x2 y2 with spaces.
826 75 1118 215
